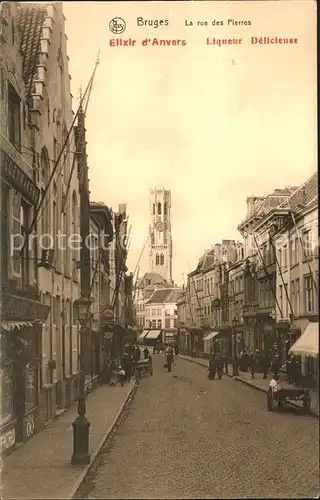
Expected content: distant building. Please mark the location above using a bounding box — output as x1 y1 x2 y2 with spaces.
273 173 318 384
135 272 169 330
149 187 172 284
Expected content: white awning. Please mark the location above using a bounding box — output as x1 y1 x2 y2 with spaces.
204 331 220 341
289 322 319 358
138 330 150 340
145 329 161 340
1 321 36 332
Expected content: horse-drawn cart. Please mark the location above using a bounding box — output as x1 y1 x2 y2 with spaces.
134 358 153 379
267 385 311 412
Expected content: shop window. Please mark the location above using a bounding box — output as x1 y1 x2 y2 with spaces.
0 344 14 426
8 82 21 151
25 361 37 412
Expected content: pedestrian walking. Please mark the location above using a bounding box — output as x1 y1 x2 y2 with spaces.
208 353 216 380
143 346 150 359
216 354 223 379
221 347 228 374
166 346 174 372
249 351 256 379
261 352 270 379
271 354 281 379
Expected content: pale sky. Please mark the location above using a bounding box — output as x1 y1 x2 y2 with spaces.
63 1 317 285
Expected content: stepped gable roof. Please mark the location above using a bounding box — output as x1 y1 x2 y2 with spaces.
146 288 172 304
18 4 46 98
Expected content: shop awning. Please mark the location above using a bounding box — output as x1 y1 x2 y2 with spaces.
1 321 41 332
145 329 161 340
289 322 319 358
138 330 149 340
203 331 220 341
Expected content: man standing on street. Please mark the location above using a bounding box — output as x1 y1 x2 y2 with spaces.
208 353 216 380
261 351 270 379
166 346 174 372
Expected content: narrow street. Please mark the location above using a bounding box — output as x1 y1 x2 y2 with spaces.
79 356 319 499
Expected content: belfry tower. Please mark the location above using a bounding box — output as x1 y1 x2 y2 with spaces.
148 187 172 284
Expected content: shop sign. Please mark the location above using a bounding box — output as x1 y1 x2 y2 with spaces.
0 150 40 205
24 413 35 438
1 293 50 322
0 427 15 453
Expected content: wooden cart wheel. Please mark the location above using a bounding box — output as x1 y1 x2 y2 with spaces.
303 391 311 411
267 388 273 411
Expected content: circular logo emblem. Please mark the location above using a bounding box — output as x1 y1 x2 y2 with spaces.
109 17 126 35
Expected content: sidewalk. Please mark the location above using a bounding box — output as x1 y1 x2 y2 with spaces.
1 380 137 500
179 354 319 417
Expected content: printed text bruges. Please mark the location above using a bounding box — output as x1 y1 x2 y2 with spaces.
137 17 169 28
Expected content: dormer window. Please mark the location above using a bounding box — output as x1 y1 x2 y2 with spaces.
8 83 21 151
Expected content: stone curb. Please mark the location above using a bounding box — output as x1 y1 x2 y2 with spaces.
69 379 138 499
178 355 319 418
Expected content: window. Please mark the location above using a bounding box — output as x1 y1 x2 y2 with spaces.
53 195 57 268
1 183 9 281
72 191 77 271
8 83 21 151
0 340 13 426
40 148 50 235
164 203 167 215
160 253 164 265
304 275 314 313
157 202 161 215
284 284 288 317
21 200 30 288
156 254 159 265
262 244 267 265
295 278 300 316
302 230 312 258
290 280 296 315
278 248 282 268
157 319 162 329
151 320 156 328
62 126 69 181
153 203 155 215
283 245 288 268
279 285 283 315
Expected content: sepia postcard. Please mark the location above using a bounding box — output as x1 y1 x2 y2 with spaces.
0 1 318 499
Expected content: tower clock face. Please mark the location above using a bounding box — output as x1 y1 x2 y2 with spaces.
155 221 165 232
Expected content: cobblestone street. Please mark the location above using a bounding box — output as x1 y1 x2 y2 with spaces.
78 355 319 499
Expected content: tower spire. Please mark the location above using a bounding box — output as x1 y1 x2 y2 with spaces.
148 187 172 284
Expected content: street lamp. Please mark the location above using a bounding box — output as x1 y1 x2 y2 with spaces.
232 317 239 377
71 296 92 465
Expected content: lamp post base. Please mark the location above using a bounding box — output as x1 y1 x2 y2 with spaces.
71 415 91 465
